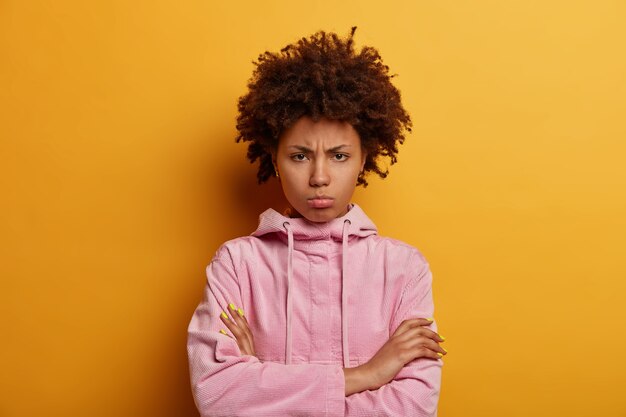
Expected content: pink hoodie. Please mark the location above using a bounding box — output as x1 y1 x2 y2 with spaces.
187 203 442 416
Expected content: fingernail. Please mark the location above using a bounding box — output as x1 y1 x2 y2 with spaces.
220 311 228 319
440 335 446 341
437 352 443 358
442 347 447 353
426 317 434 321
237 308 244 317
229 303 236 311
219 329 227 335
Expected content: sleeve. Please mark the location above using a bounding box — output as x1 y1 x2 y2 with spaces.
344 253 443 416
187 246 346 417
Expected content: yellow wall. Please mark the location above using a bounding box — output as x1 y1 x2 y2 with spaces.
1 1 625 416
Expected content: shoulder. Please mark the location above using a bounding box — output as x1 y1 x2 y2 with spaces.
209 235 271 268
367 235 430 267
210 235 251 259
203 237 252 281
370 236 434 296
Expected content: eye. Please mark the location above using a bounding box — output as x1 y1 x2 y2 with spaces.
291 153 307 161
334 153 348 161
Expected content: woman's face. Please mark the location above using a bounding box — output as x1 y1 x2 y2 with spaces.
273 116 366 223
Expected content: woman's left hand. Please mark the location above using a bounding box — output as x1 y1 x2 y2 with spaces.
219 303 257 357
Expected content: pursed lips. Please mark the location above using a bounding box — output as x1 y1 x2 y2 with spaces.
307 196 334 208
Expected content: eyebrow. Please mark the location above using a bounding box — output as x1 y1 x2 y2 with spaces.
288 144 351 152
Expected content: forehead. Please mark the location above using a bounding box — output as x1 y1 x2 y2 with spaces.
279 116 361 148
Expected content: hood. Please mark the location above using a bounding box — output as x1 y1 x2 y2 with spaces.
251 203 378 368
252 202 377 241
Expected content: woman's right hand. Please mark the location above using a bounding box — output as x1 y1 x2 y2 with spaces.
360 318 446 391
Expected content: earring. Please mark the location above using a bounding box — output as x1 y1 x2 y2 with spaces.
274 166 279 178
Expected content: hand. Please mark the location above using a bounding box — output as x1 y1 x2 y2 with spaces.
360 318 446 391
219 303 257 357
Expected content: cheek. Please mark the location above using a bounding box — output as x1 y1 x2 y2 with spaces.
280 172 304 195
344 165 362 181
336 171 359 193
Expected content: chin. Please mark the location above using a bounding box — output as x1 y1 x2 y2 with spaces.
306 215 332 223
301 208 342 223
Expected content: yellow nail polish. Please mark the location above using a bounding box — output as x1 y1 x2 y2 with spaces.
440 335 446 341
237 308 244 317
441 347 447 353
229 303 236 311
219 329 227 335
220 311 228 319
426 317 434 322
437 352 443 358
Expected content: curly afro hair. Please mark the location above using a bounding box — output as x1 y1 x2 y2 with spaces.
235 27 412 187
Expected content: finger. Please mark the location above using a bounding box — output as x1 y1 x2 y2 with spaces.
410 346 444 361
396 325 445 343
220 310 244 339
219 329 234 339
399 331 447 355
228 304 249 332
220 310 254 354
239 311 252 328
236 312 257 356
226 304 256 355
228 303 255 344
393 318 435 337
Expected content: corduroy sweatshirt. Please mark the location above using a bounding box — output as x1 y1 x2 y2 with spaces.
187 203 442 417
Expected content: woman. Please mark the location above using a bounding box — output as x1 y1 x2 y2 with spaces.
187 27 446 416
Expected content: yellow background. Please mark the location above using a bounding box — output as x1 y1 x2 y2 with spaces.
1 1 625 416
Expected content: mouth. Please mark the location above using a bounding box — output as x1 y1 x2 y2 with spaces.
307 197 334 209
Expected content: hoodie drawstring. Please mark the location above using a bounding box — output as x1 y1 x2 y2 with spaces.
284 222 294 365
341 219 351 368
282 219 351 368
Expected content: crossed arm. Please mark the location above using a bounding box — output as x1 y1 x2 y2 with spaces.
188 252 444 416
219 303 447 397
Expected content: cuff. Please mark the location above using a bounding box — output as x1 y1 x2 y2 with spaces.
326 365 346 417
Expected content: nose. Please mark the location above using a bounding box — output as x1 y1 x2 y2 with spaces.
309 158 330 187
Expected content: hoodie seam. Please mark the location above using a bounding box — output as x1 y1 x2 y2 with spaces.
212 249 243 305
391 251 430 331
